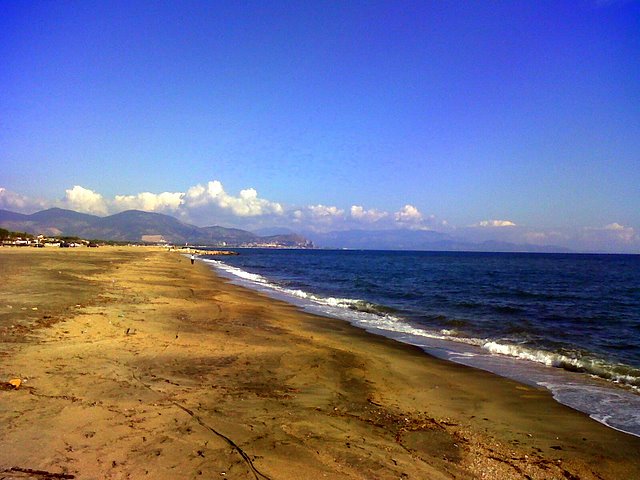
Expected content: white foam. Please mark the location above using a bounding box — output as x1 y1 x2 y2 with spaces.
483 341 569 366
482 341 640 390
205 258 452 340
204 257 640 437
538 381 640 437
212 261 270 284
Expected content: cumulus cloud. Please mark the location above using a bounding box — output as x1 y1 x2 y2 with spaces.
289 202 443 231
394 204 423 225
0 187 47 213
475 219 517 228
2 183 443 233
559 222 639 253
1 180 285 223
114 191 184 212
3 182 638 252
285 204 346 231
307 204 345 219
600 223 637 243
61 185 108 215
184 181 283 217
350 205 388 223
605 222 625 230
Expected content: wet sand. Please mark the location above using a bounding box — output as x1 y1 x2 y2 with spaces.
1 247 639 479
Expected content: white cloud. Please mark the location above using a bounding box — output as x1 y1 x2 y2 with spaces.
114 191 184 212
602 223 636 242
2 184 444 233
566 223 639 252
61 185 108 215
3 180 284 223
289 203 446 232
287 204 347 230
475 219 517 228
307 204 345 219
184 181 222 208
6 182 636 252
605 222 626 231
394 204 423 224
184 180 283 217
350 205 388 223
0 187 47 213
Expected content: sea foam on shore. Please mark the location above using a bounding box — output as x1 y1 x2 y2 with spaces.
202 250 640 437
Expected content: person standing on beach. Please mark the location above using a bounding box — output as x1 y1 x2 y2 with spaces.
190 254 195 265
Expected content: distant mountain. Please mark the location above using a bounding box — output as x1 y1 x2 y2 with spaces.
260 233 313 248
304 228 571 253
29 207 97 223
0 210 29 222
0 208 313 247
0 210 29 231
199 226 311 247
0 208 569 252
470 240 571 254
0 207 96 236
83 210 206 243
252 227 296 236
200 225 258 244
305 229 455 250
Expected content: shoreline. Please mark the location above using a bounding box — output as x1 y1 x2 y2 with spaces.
1 247 639 479
203 252 640 438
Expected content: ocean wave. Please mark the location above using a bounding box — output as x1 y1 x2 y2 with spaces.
483 341 640 389
207 257 640 391
207 258 477 345
211 261 271 284
207 259 398 318
273 285 398 318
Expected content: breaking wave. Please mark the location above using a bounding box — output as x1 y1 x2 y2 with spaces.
205 257 640 390
483 341 640 390
205 259 398 318
198 250 640 438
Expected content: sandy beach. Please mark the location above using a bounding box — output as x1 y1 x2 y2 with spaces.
1 247 639 479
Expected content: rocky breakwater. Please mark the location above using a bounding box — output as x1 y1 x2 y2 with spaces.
173 247 239 256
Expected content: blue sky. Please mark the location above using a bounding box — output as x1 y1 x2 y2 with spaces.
1 1 639 252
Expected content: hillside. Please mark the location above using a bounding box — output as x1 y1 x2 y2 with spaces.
303 228 571 253
0 208 569 252
0 208 312 247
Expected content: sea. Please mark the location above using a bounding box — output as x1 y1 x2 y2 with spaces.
199 249 640 437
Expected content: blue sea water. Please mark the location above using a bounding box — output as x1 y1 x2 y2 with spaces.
200 249 640 437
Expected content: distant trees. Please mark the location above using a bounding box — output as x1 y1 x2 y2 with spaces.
0 228 33 241
0 229 150 246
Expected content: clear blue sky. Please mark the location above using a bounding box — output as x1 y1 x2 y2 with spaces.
1 1 639 251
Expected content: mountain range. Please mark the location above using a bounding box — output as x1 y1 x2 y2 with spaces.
302 229 570 253
0 207 570 252
0 208 312 247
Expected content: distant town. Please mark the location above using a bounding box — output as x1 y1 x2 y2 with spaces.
1 228 122 248
0 208 315 249
0 227 310 250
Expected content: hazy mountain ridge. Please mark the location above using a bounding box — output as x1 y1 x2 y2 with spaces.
304 228 571 253
0 208 312 247
0 208 570 252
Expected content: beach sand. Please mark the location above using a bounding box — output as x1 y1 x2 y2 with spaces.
1 247 638 479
